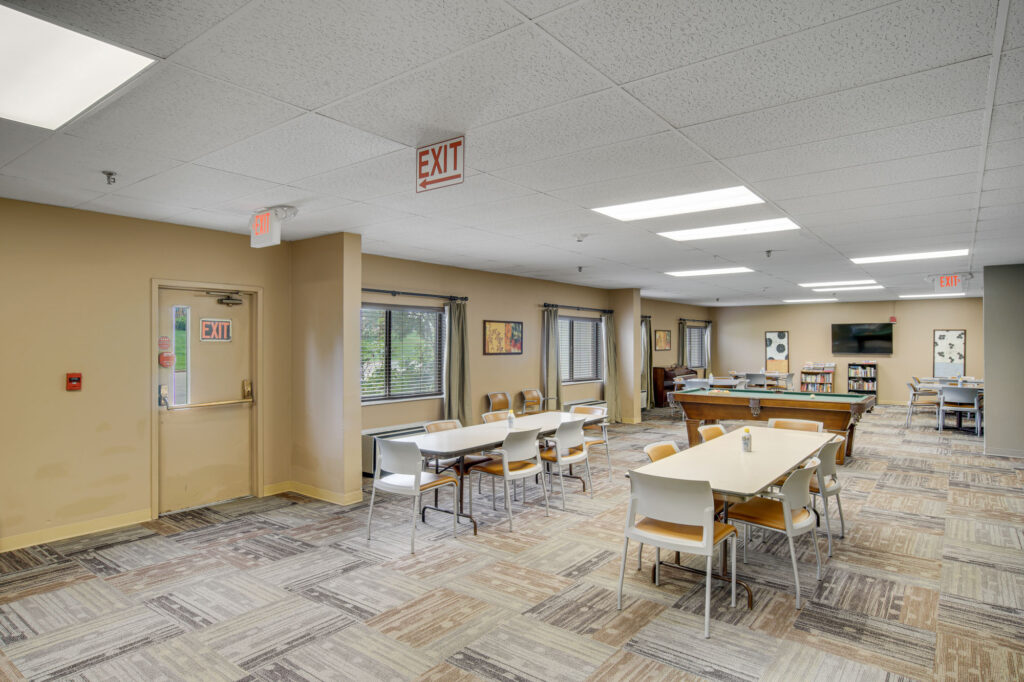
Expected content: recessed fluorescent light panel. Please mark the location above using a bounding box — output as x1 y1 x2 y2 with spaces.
0 5 154 129
898 293 967 299
798 279 875 288
811 285 885 292
593 186 763 222
658 218 799 242
666 266 754 277
783 298 838 303
851 249 969 264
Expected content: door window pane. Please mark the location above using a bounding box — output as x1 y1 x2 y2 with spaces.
171 305 190 405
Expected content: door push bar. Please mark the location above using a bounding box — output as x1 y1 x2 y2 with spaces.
160 380 253 410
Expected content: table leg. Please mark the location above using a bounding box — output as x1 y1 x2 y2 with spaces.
421 453 477 534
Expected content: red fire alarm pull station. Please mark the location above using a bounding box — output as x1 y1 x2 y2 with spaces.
890 316 897 323
66 373 82 391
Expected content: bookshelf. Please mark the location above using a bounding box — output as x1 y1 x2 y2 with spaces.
847 361 878 394
800 362 836 392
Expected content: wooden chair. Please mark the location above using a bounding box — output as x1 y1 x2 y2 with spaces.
617 472 736 638
697 424 725 442
468 428 548 530
768 418 823 432
727 460 823 608
569 404 611 481
520 388 554 414
539 419 592 509
367 439 458 554
486 392 511 412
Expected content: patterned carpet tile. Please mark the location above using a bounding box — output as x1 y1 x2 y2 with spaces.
209 533 317 570
936 593 1024 651
2 604 184 681
809 568 906 621
299 565 428 621
47 525 156 556
196 596 353 671
844 522 944 560
455 559 576 610
944 517 1024 550
760 639 915 682
366 587 496 649
419 660 487 682
383 544 494 584
941 558 1024 610
0 562 96 605
587 649 699 681
73 536 195 578
141 507 233 535
0 546 64 577
103 552 235 599
247 546 370 593
143 571 291 630
0 578 133 646
62 634 246 681
935 631 1024 682
207 495 297 519
525 582 639 636
169 517 285 551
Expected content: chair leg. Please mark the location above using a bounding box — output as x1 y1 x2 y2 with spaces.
585 459 594 499
366 485 377 540
558 466 567 511
638 542 644 571
810 526 822 581
603 425 612 482
539 470 550 517
468 472 474 517
451 483 458 538
730 536 737 608
410 493 420 555
787 535 800 609
821 494 834 557
655 547 661 586
503 479 513 532
704 554 713 638
743 524 748 563
617 537 629 610
836 495 846 538
492 477 496 510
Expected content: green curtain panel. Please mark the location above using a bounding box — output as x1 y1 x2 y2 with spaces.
641 317 654 409
704 322 713 376
678 319 687 367
602 312 620 423
445 300 470 425
541 307 562 410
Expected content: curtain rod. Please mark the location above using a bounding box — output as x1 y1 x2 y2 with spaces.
679 317 713 324
641 315 651 319
544 302 613 314
363 287 468 302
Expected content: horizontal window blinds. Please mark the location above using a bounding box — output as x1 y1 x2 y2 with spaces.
558 316 602 382
361 305 445 401
686 326 707 368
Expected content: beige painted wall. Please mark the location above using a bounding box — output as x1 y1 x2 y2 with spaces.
609 289 641 423
641 298 712 369
361 255 614 429
711 298 984 404
0 199 293 546
983 264 1023 456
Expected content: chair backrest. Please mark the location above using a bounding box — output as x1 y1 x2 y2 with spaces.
911 375 922 384
424 419 461 433
779 457 818 517
745 373 766 385
815 436 844 481
553 418 586 452
377 439 424 476
697 424 725 442
768 418 823 432
499 427 542 463
940 387 981 406
521 389 542 411
643 440 679 462
482 410 512 423
628 472 715 546
683 378 709 390
487 392 511 411
569 404 606 419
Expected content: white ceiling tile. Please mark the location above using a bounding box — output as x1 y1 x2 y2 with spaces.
194 114 405 184
320 26 606 146
753 147 979 200
476 207 622 237
172 0 522 109
214 185 351 215
1 133 180 194
0 119 50 167
979 203 1024 221
283 202 413 235
628 203 787 236
0 174 102 207
1007 0 1024 50
983 165 1024 190
65 63 302 161
490 131 711 192
626 0 994 127
540 0 892 85
778 174 978 215
292 149 428 201
794 193 977 228
981 187 1024 207
79 194 185 222
116 164 277 208
725 111 984 181
167 207 250 233
428 193 575 228
2 0 251 58
548 161 738 208
986 138 1024 169
995 47 1024 105
505 0 576 19
989 102 1024 142
682 58 990 158
467 89 671 172
368 173 534 215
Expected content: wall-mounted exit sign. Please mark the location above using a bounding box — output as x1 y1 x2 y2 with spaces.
250 210 281 248
934 273 966 293
416 136 464 193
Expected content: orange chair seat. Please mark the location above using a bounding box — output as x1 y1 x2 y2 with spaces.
539 445 584 462
727 496 809 531
380 472 458 491
469 460 537 476
635 517 736 545
436 454 493 472
809 478 838 494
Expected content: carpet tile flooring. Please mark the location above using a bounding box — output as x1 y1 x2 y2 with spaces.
0 405 1021 680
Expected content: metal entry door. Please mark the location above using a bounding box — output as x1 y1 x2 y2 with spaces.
157 288 253 513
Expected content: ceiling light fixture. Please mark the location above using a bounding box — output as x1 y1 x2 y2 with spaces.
898 292 967 299
593 186 763 221
850 249 969 264
657 217 799 242
665 266 754 277
798 279 875 288
782 298 839 303
0 5 154 129
811 285 885 292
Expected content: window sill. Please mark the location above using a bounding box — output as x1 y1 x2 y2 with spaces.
362 395 443 407
563 380 603 386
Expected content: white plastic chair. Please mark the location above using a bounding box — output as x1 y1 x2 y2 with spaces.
697 424 726 442
727 459 823 609
745 373 767 389
367 439 458 554
811 436 846 556
569 404 611 480
768 418 823 432
905 382 938 428
539 419 592 509
938 387 983 435
617 472 737 638
468 428 548 531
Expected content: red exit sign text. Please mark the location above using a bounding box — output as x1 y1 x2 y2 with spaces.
417 136 464 192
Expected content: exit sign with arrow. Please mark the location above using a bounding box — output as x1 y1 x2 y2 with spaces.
416 136 464 192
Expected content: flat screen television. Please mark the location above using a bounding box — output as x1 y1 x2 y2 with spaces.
831 323 893 355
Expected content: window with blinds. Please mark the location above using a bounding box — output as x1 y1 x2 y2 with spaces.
360 305 445 401
686 326 707 368
558 316 602 382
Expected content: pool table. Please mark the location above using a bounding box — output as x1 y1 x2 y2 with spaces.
670 388 875 464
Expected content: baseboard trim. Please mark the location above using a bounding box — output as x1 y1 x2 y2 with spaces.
262 481 363 506
985 446 1024 457
0 508 152 552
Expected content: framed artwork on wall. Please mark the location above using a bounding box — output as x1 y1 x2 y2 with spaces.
654 329 671 351
933 329 965 377
765 330 789 372
483 320 523 355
